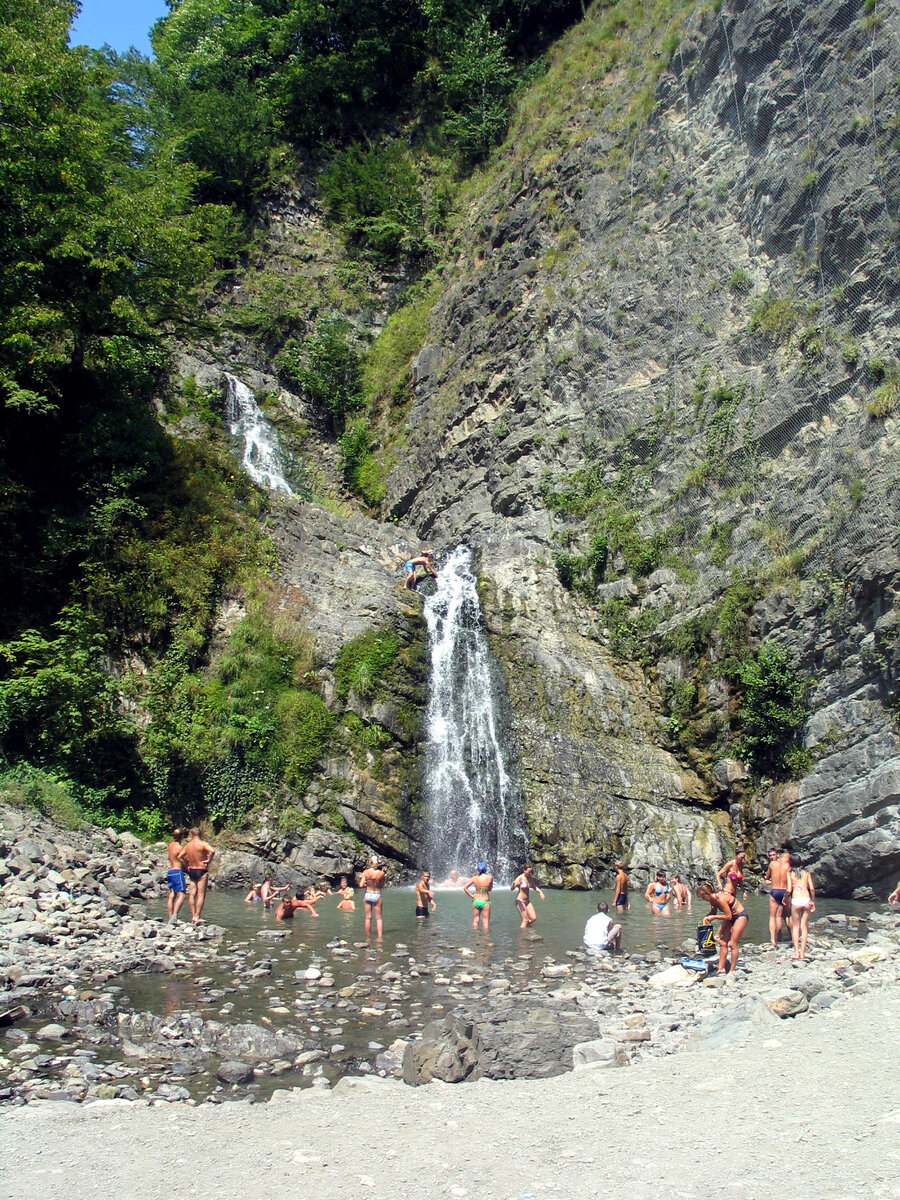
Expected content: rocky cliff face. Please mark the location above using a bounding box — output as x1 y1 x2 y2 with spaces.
374 0 900 892
197 0 899 893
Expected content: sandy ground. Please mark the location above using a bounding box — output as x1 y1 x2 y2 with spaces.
3 982 899 1200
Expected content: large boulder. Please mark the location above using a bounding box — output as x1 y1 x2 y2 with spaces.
402 1017 483 1086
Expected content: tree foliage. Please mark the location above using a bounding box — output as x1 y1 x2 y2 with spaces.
734 643 811 778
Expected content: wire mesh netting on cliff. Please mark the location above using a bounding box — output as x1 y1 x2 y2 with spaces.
533 0 899 593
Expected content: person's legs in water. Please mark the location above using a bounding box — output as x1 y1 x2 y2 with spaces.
364 898 373 937
374 896 383 939
516 897 528 929
193 872 209 922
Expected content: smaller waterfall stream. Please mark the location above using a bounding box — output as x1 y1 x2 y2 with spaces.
224 373 293 495
423 547 526 883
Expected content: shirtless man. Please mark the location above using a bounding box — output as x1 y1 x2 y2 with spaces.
360 856 387 938
764 847 791 946
179 827 216 924
275 890 319 921
403 552 439 591
415 870 436 918
166 828 188 922
511 865 545 929
671 873 692 909
464 862 493 931
259 877 289 910
613 862 629 911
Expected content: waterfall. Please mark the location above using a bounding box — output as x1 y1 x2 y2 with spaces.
224 373 293 495
422 546 527 884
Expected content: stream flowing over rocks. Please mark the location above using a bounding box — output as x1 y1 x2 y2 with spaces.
2 805 899 1108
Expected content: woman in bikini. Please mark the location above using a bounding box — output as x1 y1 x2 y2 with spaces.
644 871 672 915
359 856 386 938
786 855 816 961
716 850 748 902
511 865 544 929
697 881 749 974
464 862 493 931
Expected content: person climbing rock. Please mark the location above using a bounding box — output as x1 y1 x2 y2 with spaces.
403 552 438 590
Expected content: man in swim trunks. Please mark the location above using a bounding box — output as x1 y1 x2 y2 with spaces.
275 890 319 921
583 901 622 952
415 870 436 918
464 862 493 931
403 552 438 591
644 870 671 915
613 862 629 910
764 847 791 946
166 829 188 922
179 827 216 924
671 873 692 909
359 856 386 938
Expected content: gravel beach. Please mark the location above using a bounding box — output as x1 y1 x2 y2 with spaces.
3 981 899 1200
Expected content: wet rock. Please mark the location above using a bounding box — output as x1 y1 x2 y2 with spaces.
35 1023 68 1041
216 1060 255 1086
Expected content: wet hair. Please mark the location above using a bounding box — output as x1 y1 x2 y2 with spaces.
295 889 305 900
597 901 609 914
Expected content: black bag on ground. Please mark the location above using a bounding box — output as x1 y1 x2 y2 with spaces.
697 923 717 954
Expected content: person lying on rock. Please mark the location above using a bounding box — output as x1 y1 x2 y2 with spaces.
403 552 438 590
275 890 319 921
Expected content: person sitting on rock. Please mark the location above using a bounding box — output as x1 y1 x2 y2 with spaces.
275 890 319 921
403 552 438 590
583 900 622 952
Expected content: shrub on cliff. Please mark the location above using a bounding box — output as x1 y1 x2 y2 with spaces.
734 643 811 778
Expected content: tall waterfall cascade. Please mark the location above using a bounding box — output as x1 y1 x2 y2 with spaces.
224 373 293 495
422 546 526 884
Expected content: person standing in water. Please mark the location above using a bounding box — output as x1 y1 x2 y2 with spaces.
166 829 188 922
464 862 493 931
644 870 671 915
360 856 386 939
336 876 355 911
697 881 749 975
787 855 816 961
671 873 692 909
403 552 438 591
415 870 436 918
716 850 748 901
764 847 791 947
613 862 629 911
179 827 216 924
511 865 544 929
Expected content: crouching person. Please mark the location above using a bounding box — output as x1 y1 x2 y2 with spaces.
583 901 622 952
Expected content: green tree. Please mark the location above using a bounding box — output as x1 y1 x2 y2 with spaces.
276 315 363 433
439 13 516 162
734 643 811 777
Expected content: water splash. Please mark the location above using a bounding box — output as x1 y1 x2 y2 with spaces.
224 373 293 495
422 546 526 884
